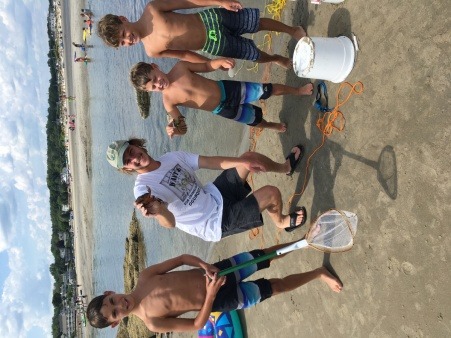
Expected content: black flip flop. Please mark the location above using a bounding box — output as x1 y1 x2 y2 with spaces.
286 144 305 176
285 206 308 232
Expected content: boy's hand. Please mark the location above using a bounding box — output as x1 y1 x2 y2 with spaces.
219 58 235 70
199 262 220 279
166 117 187 139
205 273 226 298
134 193 165 217
219 0 243 12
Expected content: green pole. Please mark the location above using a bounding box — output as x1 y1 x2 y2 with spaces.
218 251 278 276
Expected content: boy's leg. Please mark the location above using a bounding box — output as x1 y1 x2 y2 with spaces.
255 19 306 68
255 119 287 133
235 146 303 182
256 51 292 69
271 83 314 96
269 266 343 294
252 185 306 230
258 18 306 41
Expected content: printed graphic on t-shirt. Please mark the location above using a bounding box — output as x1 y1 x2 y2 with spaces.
160 164 201 205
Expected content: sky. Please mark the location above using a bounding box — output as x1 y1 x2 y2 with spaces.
0 0 54 337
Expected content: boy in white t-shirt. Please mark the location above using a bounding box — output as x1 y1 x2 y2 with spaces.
106 138 307 241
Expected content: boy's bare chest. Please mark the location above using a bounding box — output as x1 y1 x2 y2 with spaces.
145 13 206 51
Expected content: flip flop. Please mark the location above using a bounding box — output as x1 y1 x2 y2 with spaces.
286 144 305 176
314 81 332 113
285 206 308 232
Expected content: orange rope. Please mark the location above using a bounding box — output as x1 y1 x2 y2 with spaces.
287 81 364 209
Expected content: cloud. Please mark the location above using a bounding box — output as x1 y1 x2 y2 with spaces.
0 0 55 337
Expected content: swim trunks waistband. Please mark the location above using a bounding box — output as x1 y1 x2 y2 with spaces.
212 81 227 114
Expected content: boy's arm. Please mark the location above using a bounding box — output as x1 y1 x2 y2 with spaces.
151 0 242 12
143 253 219 276
198 155 266 172
158 49 212 64
144 273 225 332
184 58 235 73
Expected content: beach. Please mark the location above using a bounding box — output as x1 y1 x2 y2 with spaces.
63 0 450 337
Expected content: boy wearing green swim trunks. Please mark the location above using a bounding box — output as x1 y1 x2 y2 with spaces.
129 58 313 138
86 240 342 333
97 0 306 68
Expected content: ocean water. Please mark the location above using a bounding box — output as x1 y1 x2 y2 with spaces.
83 1 248 335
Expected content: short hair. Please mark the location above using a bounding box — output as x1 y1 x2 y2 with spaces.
130 62 155 90
97 14 123 47
117 138 148 175
87 294 109 328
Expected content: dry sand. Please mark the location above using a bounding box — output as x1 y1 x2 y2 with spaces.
64 0 450 337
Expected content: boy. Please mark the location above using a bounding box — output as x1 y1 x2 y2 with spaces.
106 138 307 241
97 0 306 68
87 241 343 333
129 59 313 138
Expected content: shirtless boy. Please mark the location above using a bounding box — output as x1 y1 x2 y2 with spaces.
129 59 313 137
87 241 343 333
97 0 306 68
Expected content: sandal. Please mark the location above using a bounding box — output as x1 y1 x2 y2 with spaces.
286 144 305 176
285 206 307 232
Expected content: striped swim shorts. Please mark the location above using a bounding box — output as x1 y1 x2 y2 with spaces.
199 8 261 61
212 249 273 312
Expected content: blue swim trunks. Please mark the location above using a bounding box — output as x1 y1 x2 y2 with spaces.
199 8 261 61
212 80 273 126
212 249 273 312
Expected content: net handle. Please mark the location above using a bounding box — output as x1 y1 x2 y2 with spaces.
218 238 309 276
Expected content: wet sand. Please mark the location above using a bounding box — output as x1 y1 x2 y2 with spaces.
64 0 450 337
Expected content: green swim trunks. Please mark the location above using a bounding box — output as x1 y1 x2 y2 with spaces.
199 8 261 61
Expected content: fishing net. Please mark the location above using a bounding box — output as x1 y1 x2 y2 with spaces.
306 210 358 253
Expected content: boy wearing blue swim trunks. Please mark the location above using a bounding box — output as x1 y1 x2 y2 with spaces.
86 241 342 333
98 0 306 68
129 59 313 138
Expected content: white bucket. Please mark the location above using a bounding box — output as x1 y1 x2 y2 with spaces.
293 36 355 83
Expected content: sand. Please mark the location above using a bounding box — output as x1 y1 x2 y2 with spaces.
63 0 450 337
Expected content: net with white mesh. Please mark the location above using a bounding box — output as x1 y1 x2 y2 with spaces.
306 210 358 253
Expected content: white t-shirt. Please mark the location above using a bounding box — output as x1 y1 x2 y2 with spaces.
134 151 223 242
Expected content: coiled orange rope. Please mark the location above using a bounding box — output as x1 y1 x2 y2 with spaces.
287 81 364 210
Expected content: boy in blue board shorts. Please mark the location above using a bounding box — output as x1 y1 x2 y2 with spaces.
87 241 342 333
129 58 313 138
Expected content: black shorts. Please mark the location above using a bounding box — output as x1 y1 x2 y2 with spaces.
213 168 263 238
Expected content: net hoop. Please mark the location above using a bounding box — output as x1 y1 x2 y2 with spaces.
306 209 358 253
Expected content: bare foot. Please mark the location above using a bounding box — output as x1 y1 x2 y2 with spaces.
282 208 306 229
318 267 343 293
297 83 314 96
309 223 321 239
276 123 287 133
259 121 287 132
274 56 293 69
284 145 302 174
293 26 307 41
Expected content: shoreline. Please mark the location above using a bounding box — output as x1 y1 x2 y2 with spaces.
61 1 94 337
